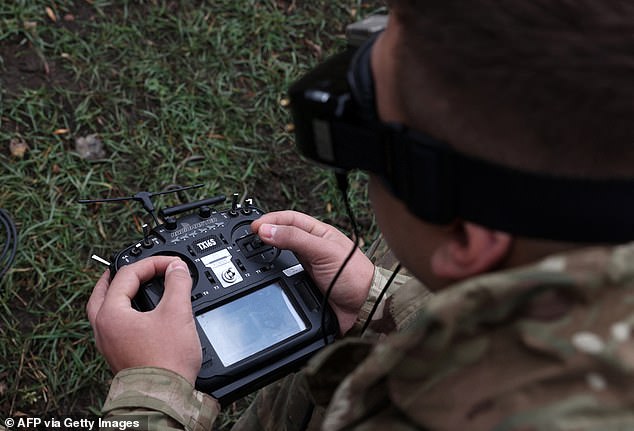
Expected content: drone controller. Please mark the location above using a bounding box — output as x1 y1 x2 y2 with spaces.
81 187 338 405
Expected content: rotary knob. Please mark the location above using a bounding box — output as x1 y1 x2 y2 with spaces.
164 216 178 230
199 205 211 219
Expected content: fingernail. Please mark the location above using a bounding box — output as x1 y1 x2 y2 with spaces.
259 224 277 240
166 259 188 275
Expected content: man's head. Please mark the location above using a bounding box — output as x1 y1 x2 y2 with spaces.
382 0 634 176
368 1 634 289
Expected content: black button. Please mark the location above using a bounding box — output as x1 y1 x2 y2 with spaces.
164 216 178 230
199 205 211 218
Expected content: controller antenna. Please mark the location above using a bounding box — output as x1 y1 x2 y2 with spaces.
78 184 204 226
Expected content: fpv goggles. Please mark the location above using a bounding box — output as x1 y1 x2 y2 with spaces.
288 34 634 243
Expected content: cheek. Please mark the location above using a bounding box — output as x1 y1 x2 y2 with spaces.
368 176 446 290
368 177 419 268
368 176 399 243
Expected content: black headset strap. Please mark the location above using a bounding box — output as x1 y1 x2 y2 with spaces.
330 121 634 242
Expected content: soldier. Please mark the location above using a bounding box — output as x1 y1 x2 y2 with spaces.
87 1 634 430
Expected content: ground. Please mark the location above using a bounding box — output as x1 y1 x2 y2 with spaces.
0 0 381 424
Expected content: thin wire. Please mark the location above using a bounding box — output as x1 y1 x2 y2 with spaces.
0 208 18 281
360 263 401 335
0 213 10 265
321 173 361 344
320 173 404 340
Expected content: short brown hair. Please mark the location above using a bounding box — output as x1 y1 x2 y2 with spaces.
387 0 634 177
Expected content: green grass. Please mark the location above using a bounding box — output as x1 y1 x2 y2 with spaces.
0 0 382 426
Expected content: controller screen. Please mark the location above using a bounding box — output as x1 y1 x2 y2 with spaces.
196 281 307 366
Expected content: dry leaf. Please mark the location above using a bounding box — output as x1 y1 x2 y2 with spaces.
53 128 70 135
9 138 29 158
207 132 226 140
45 6 58 22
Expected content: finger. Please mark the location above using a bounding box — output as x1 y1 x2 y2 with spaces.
157 259 193 314
86 270 110 325
254 222 336 259
103 256 180 309
251 211 332 239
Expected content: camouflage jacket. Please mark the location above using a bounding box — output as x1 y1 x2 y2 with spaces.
101 241 634 430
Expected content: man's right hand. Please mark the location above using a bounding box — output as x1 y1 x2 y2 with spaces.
251 211 375 335
86 257 202 385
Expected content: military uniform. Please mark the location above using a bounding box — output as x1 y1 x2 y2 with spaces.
101 241 634 430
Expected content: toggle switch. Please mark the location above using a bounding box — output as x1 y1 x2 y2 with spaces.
229 193 239 216
142 223 153 248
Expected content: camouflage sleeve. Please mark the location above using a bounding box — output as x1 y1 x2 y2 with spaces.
349 265 413 335
349 234 431 337
101 367 219 431
231 372 325 431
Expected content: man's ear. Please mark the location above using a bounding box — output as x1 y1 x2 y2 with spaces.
430 222 512 280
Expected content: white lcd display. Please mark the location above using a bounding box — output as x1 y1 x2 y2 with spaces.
196 282 307 366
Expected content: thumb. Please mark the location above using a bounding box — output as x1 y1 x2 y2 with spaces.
158 259 193 314
257 223 328 259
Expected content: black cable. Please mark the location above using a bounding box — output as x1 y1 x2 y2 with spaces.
320 173 404 340
360 263 401 335
321 173 361 344
0 208 18 281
